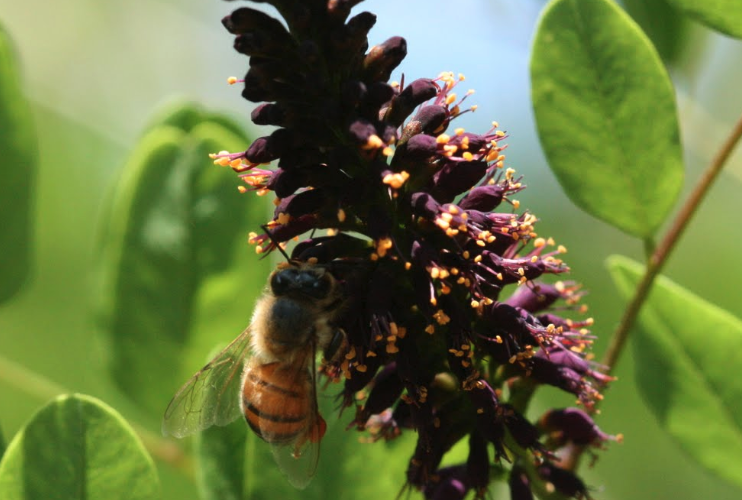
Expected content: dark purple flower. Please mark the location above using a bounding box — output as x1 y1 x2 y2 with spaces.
211 0 613 495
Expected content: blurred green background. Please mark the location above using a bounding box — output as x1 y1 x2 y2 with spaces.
1 0 741 498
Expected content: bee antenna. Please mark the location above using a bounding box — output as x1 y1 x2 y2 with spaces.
260 224 292 262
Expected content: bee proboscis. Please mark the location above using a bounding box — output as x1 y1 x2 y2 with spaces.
162 261 349 488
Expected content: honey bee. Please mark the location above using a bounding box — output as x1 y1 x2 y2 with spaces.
162 261 349 488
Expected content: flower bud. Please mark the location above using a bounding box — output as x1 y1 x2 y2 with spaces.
537 462 590 499
458 185 506 212
508 465 534 500
385 79 438 126
539 408 616 447
363 36 407 82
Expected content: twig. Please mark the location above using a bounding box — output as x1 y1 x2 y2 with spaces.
602 110 742 372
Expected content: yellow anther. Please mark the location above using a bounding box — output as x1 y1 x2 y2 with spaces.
445 93 457 105
462 152 474 161
405 262 412 270
474 255 482 263
471 300 480 308
436 134 451 144
558 245 567 253
382 171 410 190
425 324 435 334
433 309 451 325
455 128 465 136
237 186 248 193
461 136 470 150
365 134 384 149
227 76 238 85
495 130 506 137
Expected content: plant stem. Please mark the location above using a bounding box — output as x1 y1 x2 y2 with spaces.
602 110 742 372
0 353 194 478
562 110 742 473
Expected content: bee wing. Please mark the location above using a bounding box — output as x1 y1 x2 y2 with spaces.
162 326 253 438
270 429 321 490
263 347 324 489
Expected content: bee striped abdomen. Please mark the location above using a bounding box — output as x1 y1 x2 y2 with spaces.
242 362 312 443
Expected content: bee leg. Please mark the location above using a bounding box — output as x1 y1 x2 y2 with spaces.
309 414 327 443
323 328 349 365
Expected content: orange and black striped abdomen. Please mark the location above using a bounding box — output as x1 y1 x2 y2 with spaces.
242 362 312 443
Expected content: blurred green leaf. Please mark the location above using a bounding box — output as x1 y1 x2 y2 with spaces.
0 394 160 500
195 421 249 500
666 0 742 39
0 23 37 304
97 102 269 417
0 422 5 460
622 0 690 64
194 393 417 499
608 256 742 490
531 0 684 238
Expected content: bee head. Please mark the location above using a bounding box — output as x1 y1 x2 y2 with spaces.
270 265 334 300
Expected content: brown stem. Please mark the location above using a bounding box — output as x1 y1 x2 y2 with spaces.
602 110 742 372
564 110 742 473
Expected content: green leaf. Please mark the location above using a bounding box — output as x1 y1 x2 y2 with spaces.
195 394 416 499
0 394 159 500
666 0 742 39
622 0 690 64
608 256 742 489
0 422 5 461
0 23 38 303
531 0 684 238
97 102 269 417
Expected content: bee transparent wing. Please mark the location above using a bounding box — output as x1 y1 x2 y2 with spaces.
270 428 321 490
259 348 324 489
162 326 253 438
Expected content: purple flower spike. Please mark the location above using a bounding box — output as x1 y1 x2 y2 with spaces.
212 0 614 495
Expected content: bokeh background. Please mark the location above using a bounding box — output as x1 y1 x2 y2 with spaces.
1 0 741 498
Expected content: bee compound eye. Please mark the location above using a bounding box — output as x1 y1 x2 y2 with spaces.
270 270 291 294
